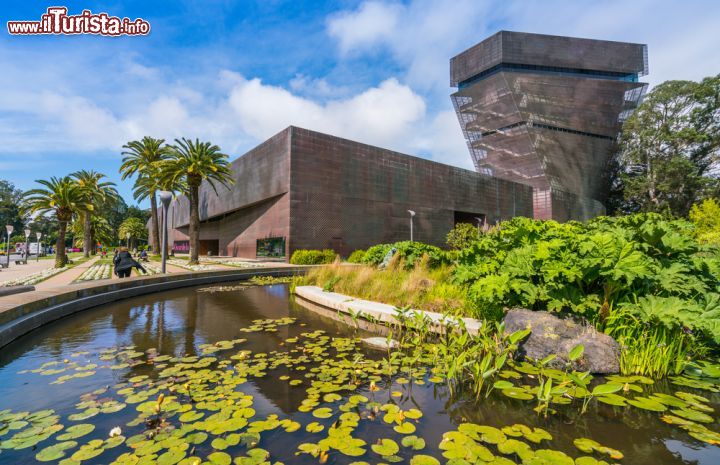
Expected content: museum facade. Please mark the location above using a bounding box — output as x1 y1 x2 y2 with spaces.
165 126 533 258
163 31 649 258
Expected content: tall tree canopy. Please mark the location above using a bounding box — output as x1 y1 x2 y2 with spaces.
616 75 720 217
0 180 26 235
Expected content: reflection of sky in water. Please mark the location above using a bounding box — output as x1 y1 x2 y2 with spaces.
265 284 288 299
665 439 720 463
0 283 718 465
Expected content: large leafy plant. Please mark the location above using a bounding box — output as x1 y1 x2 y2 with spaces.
453 214 720 347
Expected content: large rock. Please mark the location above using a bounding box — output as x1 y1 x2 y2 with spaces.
503 308 620 374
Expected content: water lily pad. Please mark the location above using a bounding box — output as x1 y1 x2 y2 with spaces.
207 451 231 465
409 455 440 465
36 441 77 462
670 408 714 423
371 439 399 456
56 424 95 440
401 435 426 450
573 438 623 459
501 387 533 400
591 383 623 396
595 393 627 406
306 422 325 433
312 407 333 419
626 396 667 412
394 422 416 434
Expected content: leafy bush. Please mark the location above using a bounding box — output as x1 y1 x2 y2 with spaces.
446 222 480 250
362 241 447 269
289 249 337 265
690 198 720 245
347 249 366 263
454 214 720 344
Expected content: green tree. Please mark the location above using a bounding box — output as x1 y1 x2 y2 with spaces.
0 180 26 235
71 170 118 257
70 216 114 249
162 138 234 264
689 198 720 245
118 217 148 250
617 75 720 216
120 137 171 254
22 177 82 268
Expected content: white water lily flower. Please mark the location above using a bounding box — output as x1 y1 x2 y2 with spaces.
109 426 122 437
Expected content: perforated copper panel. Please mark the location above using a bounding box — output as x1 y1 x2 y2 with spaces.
451 31 648 221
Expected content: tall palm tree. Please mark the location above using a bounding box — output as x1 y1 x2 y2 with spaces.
163 138 234 264
71 170 118 258
22 177 82 268
120 137 170 255
132 167 185 256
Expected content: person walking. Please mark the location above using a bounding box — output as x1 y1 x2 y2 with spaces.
113 247 146 278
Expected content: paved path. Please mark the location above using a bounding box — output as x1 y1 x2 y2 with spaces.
0 258 54 285
35 257 100 290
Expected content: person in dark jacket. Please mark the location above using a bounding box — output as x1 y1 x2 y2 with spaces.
113 247 146 278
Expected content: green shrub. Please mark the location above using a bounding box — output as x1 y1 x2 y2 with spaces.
289 249 338 265
362 241 447 268
453 214 720 360
446 222 480 250
347 249 366 263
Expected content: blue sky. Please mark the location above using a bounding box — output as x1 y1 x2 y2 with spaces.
2 0 719 206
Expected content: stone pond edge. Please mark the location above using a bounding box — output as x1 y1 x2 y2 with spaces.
294 285 482 335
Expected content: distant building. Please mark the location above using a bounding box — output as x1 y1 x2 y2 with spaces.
450 31 648 221
165 126 532 259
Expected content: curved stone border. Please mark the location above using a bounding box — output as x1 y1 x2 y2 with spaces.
0 267 306 349
294 285 482 335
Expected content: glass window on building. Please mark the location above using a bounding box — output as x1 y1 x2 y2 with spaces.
256 237 286 258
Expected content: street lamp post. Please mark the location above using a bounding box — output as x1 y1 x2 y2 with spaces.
474 217 483 235
36 232 42 262
407 210 416 242
24 229 30 264
5 225 13 268
159 191 172 274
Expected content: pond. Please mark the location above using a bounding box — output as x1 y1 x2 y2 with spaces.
0 283 718 465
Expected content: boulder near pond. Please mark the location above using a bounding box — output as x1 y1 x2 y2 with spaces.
503 308 621 374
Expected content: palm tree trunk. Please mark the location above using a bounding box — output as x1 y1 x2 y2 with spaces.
83 211 92 258
56 220 68 268
189 182 200 265
150 192 161 255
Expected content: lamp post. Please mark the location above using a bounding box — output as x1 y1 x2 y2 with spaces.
24 228 30 264
159 191 172 274
36 232 42 262
5 225 14 268
126 232 131 249
474 217 483 235
407 210 416 242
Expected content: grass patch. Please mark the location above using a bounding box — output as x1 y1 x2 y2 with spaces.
299 255 473 315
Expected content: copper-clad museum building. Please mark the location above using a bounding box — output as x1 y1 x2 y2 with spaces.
164 31 648 259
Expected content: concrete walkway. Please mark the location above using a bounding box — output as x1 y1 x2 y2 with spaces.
36 256 100 290
0 259 54 286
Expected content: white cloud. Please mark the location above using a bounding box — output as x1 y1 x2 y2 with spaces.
327 0 720 89
227 75 426 150
326 1 403 55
